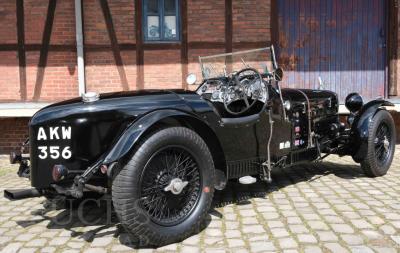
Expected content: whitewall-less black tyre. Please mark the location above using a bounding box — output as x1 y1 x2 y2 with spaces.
112 127 215 246
361 110 396 177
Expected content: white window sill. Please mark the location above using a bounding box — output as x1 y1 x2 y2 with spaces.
0 103 50 117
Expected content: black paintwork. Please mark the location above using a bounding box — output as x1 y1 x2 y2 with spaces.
345 93 364 113
30 90 192 187
350 99 394 162
27 84 391 188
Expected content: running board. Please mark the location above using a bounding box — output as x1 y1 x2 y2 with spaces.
238 176 257 185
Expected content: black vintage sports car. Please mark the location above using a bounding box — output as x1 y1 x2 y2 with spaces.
5 46 396 246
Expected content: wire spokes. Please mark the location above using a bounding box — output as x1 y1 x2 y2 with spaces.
374 123 391 164
139 146 201 226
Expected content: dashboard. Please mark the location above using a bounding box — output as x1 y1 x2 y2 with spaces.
197 78 228 103
196 76 268 104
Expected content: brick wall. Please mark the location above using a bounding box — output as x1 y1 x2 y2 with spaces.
24 0 78 102
232 0 271 43
0 118 30 154
0 0 397 102
187 0 225 43
1 0 400 154
0 0 274 103
0 1 17 44
83 0 137 92
0 0 274 153
144 50 182 89
25 51 78 101
0 2 19 102
0 52 20 101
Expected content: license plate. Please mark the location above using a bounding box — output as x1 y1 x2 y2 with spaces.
36 126 72 160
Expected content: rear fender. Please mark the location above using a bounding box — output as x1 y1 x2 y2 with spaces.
350 99 394 162
102 109 227 174
103 109 197 164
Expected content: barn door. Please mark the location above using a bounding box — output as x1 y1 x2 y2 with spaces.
277 0 387 102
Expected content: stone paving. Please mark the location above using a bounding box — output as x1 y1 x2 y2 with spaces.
0 148 399 253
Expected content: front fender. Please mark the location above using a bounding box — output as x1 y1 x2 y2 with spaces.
103 109 205 164
350 99 394 162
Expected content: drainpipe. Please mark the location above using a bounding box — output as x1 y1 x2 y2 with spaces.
75 0 85 95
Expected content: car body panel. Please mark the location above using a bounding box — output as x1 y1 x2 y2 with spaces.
28 83 342 188
27 83 394 189
29 90 192 188
350 100 395 162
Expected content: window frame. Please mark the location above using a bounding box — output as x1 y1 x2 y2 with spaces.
143 0 181 42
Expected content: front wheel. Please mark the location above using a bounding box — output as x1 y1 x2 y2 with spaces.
361 110 396 177
112 127 215 246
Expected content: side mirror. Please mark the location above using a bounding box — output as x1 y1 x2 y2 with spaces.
273 67 284 81
186 73 197 86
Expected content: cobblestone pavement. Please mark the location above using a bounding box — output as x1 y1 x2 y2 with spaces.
0 149 399 253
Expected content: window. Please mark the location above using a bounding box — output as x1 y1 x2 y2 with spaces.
143 0 180 42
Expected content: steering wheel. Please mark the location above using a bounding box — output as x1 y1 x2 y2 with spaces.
223 68 264 116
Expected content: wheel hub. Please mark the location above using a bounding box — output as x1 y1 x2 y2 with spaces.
164 178 189 195
375 135 390 152
140 146 200 226
383 136 390 152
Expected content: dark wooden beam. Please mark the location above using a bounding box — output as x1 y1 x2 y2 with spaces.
99 0 129 91
388 0 398 96
135 0 144 89
0 44 77 52
27 44 75 51
0 44 18 51
225 0 233 53
32 0 57 101
233 41 271 48
143 43 180 50
0 41 271 53
188 41 225 49
180 0 188 89
1 44 136 52
16 0 26 101
271 0 279 50
87 43 136 51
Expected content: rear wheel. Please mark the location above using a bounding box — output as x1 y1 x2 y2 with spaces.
112 127 215 246
361 110 396 177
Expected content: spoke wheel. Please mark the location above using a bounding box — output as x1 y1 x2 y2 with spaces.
140 146 201 226
360 110 396 177
112 127 215 246
374 123 391 165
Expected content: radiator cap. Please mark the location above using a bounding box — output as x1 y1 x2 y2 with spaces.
82 91 99 103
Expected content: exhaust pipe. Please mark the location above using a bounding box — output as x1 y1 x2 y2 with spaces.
4 188 42 200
